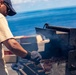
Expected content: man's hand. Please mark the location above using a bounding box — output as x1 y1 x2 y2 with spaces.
30 51 42 65
24 51 42 65
11 51 42 71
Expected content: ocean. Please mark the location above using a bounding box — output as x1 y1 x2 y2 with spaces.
7 7 76 36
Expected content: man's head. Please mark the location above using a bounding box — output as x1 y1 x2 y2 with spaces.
0 0 16 16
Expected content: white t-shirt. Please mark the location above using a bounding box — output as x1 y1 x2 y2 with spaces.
0 13 13 75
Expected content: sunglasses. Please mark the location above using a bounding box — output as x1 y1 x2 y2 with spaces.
3 2 10 14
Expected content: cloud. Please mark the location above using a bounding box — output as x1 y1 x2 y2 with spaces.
12 0 76 12
44 0 49 1
11 0 30 4
11 0 50 4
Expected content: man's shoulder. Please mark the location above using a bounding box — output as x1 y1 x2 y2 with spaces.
0 13 5 18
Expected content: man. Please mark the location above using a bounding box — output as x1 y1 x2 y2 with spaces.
0 0 42 75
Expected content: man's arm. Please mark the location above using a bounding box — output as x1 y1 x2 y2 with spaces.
3 38 42 64
2 38 28 58
0 14 42 64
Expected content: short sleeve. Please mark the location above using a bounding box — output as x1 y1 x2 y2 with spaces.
0 13 14 43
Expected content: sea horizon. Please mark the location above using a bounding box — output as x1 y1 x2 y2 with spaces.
7 6 76 36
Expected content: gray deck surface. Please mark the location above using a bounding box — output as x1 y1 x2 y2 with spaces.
6 64 18 75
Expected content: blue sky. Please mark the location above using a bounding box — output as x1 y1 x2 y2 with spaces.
11 0 76 12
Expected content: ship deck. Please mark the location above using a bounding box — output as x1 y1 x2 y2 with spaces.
6 64 18 75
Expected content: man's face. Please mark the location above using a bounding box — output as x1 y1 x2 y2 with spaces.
0 0 7 16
